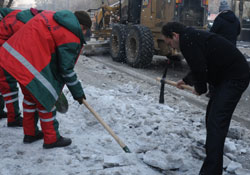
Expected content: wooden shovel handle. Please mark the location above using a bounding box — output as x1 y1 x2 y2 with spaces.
82 99 131 153
156 77 194 91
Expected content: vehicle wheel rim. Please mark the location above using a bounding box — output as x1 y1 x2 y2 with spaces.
127 36 138 63
111 34 119 57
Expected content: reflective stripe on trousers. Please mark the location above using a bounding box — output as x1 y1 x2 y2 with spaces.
21 85 60 144
0 67 20 122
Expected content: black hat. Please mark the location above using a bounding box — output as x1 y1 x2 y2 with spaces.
74 11 92 29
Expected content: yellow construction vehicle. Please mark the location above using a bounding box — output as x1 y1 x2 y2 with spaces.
88 0 208 67
88 1 120 40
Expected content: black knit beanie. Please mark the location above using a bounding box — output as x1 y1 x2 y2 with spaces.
74 11 92 29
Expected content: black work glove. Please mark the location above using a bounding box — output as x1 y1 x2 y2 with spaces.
76 93 86 105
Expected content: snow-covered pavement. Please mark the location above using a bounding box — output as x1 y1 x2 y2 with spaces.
0 55 250 175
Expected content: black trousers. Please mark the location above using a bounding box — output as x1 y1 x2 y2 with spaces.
0 95 5 116
200 78 249 175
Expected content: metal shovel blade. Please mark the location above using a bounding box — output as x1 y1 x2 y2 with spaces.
55 92 69 113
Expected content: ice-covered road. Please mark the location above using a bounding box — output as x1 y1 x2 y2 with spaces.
0 55 250 175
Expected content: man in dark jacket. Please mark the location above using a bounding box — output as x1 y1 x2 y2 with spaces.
162 22 250 175
210 0 241 46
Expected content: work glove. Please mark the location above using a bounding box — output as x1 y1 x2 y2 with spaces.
75 93 86 105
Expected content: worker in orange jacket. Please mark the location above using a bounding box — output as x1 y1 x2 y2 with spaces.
0 10 91 148
0 8 40 127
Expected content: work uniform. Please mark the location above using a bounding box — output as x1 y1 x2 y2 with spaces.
0 10 85 144
0 14 5 119
0 12 3 118
0 8 39 124
180 27 250 175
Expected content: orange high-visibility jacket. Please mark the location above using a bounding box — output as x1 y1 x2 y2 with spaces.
0 10 86 111
0 8 39 45
0 8 21 46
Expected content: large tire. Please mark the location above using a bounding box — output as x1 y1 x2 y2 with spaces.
125 25 154 68
110 24 127 62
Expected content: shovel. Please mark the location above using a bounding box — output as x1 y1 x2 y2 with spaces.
55 92 69 113
156 77 194 91
82 99 131 153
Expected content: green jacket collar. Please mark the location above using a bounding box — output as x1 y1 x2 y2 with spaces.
0 8 14 18
16 9 34 24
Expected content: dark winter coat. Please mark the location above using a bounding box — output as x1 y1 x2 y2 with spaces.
181 27 250 95
210 10 241 46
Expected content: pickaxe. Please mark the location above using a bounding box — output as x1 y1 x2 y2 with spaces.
157 61 194 104
156 77 194 91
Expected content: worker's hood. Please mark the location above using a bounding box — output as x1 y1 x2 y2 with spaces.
16 9 35 24
218 10 238 23
0 8 14 18
53 10 85 45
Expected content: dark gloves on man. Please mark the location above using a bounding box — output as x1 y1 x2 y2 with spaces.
75 93 86 104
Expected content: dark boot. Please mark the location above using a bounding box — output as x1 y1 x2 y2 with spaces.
205 91 211 98
0 111 7 119
0 95 5 118
43 136 72 149
23 130 44 143
7 116 23 127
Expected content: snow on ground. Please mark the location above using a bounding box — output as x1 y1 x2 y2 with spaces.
1 55 250 175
